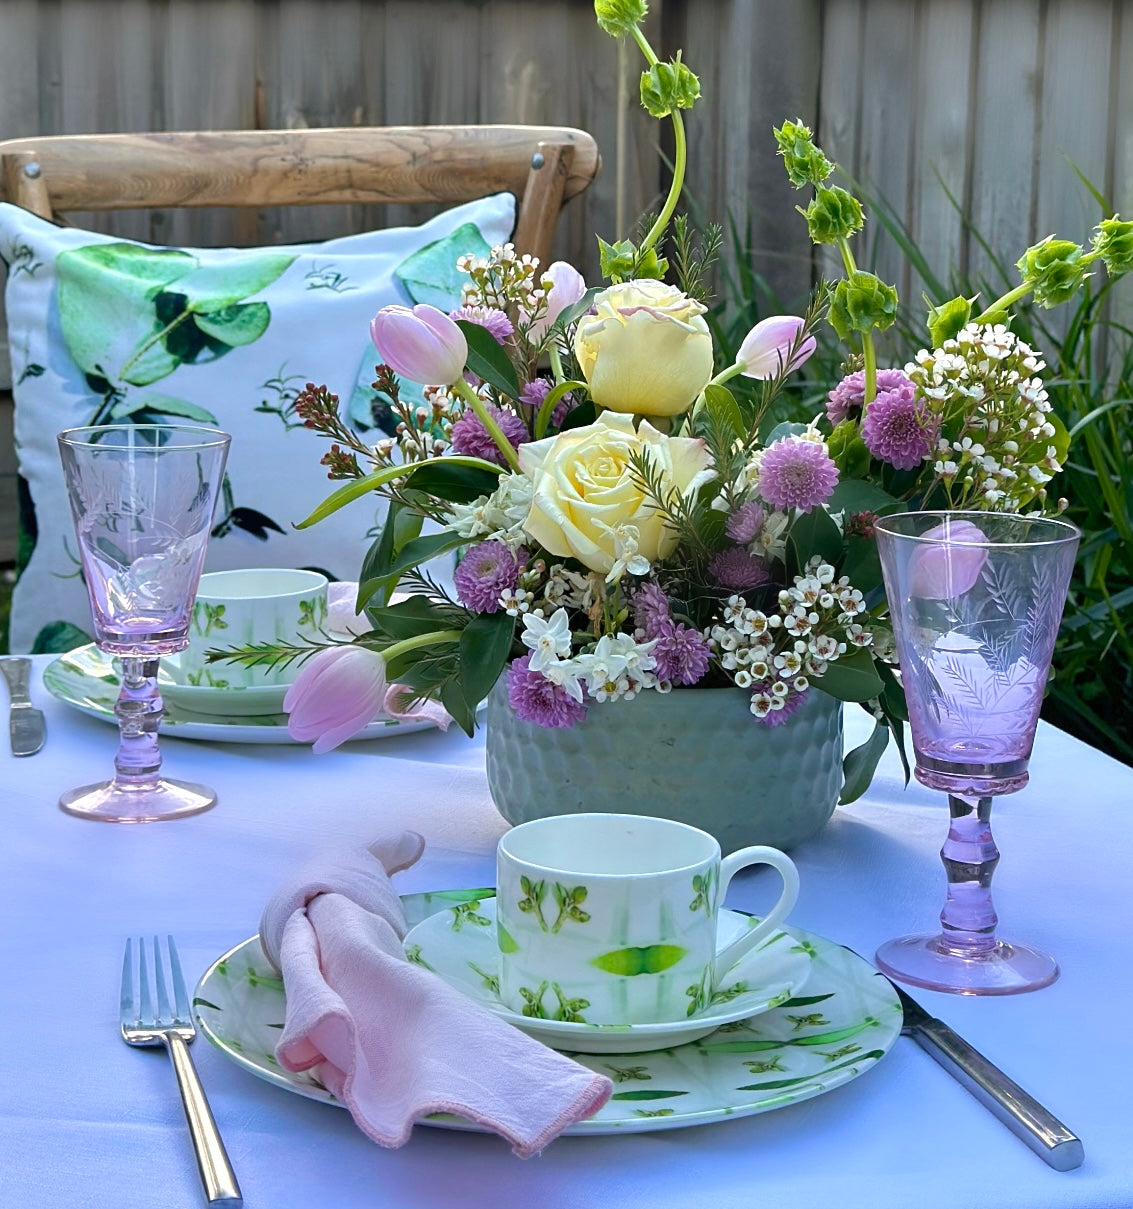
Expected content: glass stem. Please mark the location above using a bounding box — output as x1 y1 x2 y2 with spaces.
113 657 165 791
938 794 1000 954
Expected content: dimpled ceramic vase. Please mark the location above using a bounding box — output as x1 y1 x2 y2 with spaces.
486 680 844 851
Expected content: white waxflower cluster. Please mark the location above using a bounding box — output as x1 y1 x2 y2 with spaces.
707 560 874 719
458 243 545 314
906 322 1062 511
520 610 660 704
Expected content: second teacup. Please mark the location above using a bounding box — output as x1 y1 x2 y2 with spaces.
495 812 800 1026
172 567 328 689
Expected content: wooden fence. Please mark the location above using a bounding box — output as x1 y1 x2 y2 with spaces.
2 0 1132 560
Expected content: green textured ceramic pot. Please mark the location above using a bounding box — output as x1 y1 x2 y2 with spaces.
485 679 844 851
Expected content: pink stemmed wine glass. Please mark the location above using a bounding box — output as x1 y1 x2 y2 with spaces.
56 424 231 822
873 510 1080 994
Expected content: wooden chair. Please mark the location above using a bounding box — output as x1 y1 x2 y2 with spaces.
0 124 601 268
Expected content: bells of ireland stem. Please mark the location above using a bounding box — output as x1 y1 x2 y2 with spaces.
736 315 816 379
594 0 648 37
1016 237 1090 308
370 303 467 385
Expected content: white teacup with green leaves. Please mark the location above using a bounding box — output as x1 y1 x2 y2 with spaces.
172 567 328 689
495 813 800 1026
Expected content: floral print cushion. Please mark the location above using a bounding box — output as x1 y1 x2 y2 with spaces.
0 194 515 652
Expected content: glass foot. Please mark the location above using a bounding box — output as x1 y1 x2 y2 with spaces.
59 777 217 823
876 933 1059 995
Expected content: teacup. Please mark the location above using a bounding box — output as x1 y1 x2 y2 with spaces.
495 813 800 1026
171 567 328 690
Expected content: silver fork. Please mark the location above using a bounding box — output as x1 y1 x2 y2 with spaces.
120 936 243 1206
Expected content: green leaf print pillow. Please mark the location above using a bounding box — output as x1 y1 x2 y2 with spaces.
0 194 515 652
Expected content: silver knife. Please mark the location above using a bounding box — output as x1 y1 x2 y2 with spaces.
0 657 47 756
894 982 1083 1170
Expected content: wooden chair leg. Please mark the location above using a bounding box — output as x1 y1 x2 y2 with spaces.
1 153 54 221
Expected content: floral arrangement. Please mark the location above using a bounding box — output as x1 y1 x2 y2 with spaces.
222 0 1132 799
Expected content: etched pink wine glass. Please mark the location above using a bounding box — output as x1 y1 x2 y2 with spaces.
873 510 1080 994
56 424 231 822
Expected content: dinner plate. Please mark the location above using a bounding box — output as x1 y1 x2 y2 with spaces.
42 644 446 744
402 896 815 1053
192 888 902 1135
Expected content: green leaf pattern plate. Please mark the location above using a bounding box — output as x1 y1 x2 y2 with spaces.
43 645 444 744
403 897 817 1053
192 889 902 1135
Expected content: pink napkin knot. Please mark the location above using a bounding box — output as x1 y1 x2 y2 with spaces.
259 833 612 1156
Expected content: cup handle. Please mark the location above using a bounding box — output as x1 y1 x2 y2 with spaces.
711 846 800 981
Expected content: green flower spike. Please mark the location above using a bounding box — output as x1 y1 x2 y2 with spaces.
1016 236 1090 308
828 271 898 341
595 0 648 37
773 119 834 188
926 294 974 348
801 185 865 245
1092 216 1133 276
640 52 701 118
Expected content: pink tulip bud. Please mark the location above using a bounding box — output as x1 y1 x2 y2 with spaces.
737 315 816 379
370 303 468 385
909 520 989 599
526 261 588 341
284 645 389 753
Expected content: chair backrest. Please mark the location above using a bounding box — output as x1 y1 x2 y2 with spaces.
0 124 601 267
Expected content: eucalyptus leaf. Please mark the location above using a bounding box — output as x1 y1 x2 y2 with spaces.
176 253 295 309
193 302 271 347
57 243 194 385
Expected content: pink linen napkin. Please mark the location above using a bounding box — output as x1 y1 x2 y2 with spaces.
259 833 612 1156
326 583 453 731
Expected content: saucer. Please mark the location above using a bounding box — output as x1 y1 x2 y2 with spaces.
193 888 901 1135
402 895 815 1053
158 654 291 717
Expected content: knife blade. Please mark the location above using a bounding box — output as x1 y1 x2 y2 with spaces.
893 982 1083 1170
0 657 47 756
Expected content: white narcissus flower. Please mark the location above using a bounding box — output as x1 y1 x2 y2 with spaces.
518 412 714 576
520 608 573 670
573 278 714 416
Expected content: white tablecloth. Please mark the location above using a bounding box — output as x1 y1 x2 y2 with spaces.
3 656 1131 1209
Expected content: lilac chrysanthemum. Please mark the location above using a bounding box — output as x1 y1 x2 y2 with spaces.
519 376 574 428
449 304 514 344
860 378 937 471
758 438 839 511
450 402 528 465
753 684 809 728
507 653 588 728
725 501 766 544
453 540 522 613
651 621 711 686
827 367 913 425
633 581 672 638
708 546 772 590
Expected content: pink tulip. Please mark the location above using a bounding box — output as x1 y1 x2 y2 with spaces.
370 303 467 385
909 520 989 599
284 645 388 753
737 315 816 379
526 261 587 341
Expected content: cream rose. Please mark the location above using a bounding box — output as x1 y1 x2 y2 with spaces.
518 412 715 575
573 279 714 417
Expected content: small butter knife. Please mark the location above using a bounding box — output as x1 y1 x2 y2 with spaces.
895 982 1083 1170
0 657 47 756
